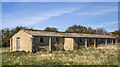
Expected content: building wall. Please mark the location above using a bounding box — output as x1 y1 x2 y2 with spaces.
33 37 115 51
64 38 74 50
73 38 114 48
74 38 86 48
10 30 33 52
51 37 64 50
33 36 49 51
73 38 79 50
78 38 85 46
33 36 64 51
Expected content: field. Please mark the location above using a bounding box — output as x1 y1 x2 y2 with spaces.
2 45 118 65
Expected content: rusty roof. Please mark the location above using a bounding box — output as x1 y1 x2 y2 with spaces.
22 29 116 39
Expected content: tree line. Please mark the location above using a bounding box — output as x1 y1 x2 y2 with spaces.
1 25 120 47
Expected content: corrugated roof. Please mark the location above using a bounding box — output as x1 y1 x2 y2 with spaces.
22 29 116 39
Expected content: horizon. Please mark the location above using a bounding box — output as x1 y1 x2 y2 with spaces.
2 2 118 32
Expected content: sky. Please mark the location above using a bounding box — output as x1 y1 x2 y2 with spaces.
2 0 119 2
2 2 118 32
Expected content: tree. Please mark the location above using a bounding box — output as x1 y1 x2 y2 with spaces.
86 27 96 34
95 28 108 35
2 28 10 47
65 25 87 33
44 27 58 32
65 25 108 35
111 30 120 36
110 30 120 43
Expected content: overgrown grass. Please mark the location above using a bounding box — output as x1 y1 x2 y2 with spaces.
2 45 118 65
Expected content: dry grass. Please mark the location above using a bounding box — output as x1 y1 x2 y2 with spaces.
2 44 118 65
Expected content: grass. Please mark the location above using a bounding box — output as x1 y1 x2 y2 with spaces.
2 45 118 65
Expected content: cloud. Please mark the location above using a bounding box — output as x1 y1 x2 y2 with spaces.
42 7 80 18
2 2 117 32
85 21 118 32
78 6 117 15
3 7 79 28
92 21 117 28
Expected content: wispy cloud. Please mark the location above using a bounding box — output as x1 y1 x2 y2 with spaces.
3 2 118 32
85 21 118 32
92 21 117 28
77 6 117 15
3 7 79 28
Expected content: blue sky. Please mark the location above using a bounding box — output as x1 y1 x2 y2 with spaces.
2 2 118 32
2 0 119 2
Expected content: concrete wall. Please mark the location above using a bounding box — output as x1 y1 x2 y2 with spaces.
10 30 33 52
64 38 74 50
33 36 49 51
33 36 64 51
73 38 115 48
51 37 64 50
78 38 85 46
73 38 79 50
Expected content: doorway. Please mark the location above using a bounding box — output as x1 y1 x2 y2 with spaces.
17 37 20 51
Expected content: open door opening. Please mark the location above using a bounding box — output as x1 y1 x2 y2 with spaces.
17 37 20 51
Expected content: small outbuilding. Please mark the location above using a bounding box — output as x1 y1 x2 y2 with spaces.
10 29 117 52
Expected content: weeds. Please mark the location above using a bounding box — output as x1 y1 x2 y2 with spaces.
2 45 118 65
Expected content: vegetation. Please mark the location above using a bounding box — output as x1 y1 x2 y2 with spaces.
65 25 108 35
65 25 88 33
44 27 58 32
110 30 120 42
1 25 119 47
111 30 120 36
2 45 118 65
